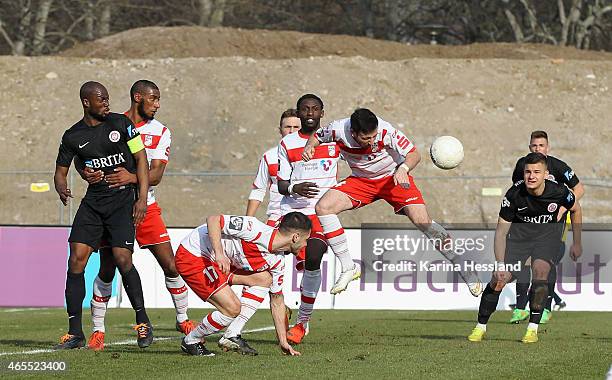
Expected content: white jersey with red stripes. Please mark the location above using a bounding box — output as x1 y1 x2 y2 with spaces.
249 147 282 218
277 130 340 215
180 215 285 293
133 117 171 205
315 117 415 180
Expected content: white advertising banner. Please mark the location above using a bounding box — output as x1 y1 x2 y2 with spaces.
117 228 612 311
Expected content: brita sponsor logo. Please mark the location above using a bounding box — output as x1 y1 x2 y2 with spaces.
84 153 126 169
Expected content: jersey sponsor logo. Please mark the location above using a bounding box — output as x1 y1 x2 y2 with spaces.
501 197 510 208
518 207 528 211
548 203 558 212
405 197 419 202
229 216 244 231
320 159 333 171
520 214 554 223
565 170 575 180
127 125 138 139
84 153 126 169
109 130 121 143
78 141 90 149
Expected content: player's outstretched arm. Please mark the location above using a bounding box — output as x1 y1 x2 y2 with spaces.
569 201 582 261
206 215 231 274
53 164 73 206
270 292 301 356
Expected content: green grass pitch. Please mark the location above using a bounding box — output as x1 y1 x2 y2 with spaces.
0 308 610 379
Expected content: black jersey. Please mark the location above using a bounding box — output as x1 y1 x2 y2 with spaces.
512 155 579 188
56 113 143 196
499 179 576 241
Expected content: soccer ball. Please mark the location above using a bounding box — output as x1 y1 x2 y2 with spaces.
429 136 464 170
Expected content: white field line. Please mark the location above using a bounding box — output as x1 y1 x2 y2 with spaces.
0 326 276 357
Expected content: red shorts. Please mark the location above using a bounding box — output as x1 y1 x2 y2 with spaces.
135 202 170 247
295 214 327 270
174 245 231 301
333 175 425 214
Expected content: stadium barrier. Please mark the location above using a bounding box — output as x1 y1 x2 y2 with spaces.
2 226 610 311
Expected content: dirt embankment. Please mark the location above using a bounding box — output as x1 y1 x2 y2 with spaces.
1 27 610 226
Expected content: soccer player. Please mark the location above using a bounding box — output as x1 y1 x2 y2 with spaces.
80 80 194 351
467 152 582 343
175 212 310 356
53 81 151 349
245 108 301 225
277 94 341 344
302 108 483 296
509 131 584 324
218 108 300 354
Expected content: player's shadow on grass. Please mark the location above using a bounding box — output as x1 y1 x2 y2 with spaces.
389 317 510 325
0 339 55 348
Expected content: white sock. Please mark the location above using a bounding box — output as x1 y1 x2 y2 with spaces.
165 276 189 323
185 311 235 344
527 322 539 331
224 286 268 338
422 220 457 262
476 323 487 331
91 276 112 333
297 269 321 324
319 214 354 272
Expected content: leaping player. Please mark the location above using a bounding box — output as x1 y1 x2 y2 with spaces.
303 108 483 297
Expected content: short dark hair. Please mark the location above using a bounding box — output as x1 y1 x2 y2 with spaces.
79 81 105 100
279 212 312 233
279 108 298 126
296 93 323 110
524 152 548 168
130 80 159 102
350 108 378 134
530 130 548 141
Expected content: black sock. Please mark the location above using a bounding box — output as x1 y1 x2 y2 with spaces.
477 284 501 324
545 265 557 311
529 280 549 324
515 265 531 309
65 271 85 337
552 290 562 304
121 266 150 325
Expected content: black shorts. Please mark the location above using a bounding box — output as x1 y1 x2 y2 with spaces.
505 238 562 276
69 188 136 251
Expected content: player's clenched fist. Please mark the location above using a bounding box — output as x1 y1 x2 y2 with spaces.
57 187 73 206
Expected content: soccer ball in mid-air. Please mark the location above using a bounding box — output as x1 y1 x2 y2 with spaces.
429 136 464 170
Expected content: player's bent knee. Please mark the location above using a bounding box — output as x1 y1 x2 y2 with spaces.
315 199 332 216
531 261 551 280
225 298 241 318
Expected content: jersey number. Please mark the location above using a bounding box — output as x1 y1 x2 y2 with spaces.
397 136 410 149
203 266 219 283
